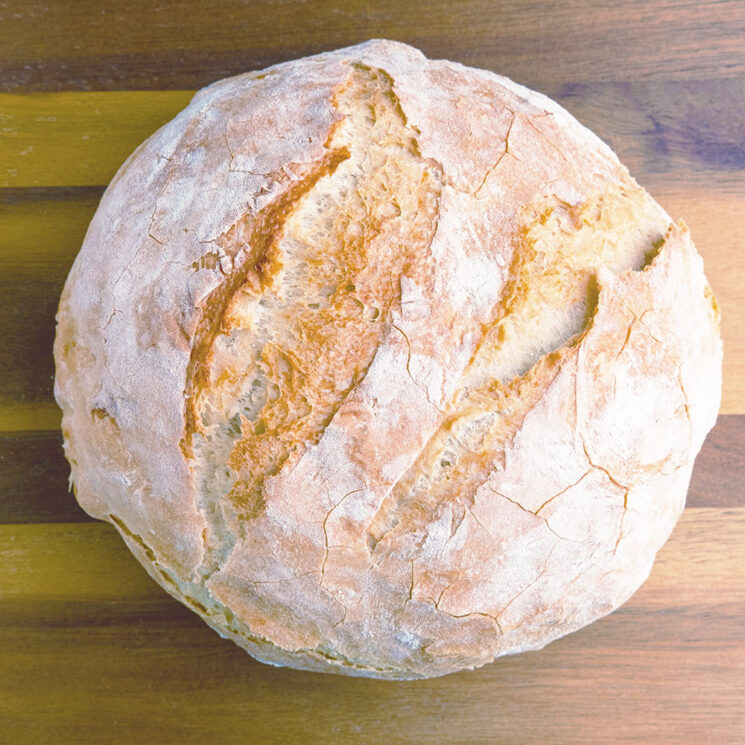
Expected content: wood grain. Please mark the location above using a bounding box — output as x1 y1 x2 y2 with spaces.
687 416 745 509
0 188 98 423
1 509 743 745
0 91 193 187
0 431 86 523
2 0 745 92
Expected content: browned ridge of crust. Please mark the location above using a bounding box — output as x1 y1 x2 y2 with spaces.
366 185 668 549
180 144 351 459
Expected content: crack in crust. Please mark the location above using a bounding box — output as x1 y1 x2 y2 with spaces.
489 486 579 543
474 110 518 198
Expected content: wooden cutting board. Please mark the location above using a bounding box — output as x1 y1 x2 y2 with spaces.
1 2 743 743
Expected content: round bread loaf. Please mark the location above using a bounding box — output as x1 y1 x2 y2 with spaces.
54 39 722 679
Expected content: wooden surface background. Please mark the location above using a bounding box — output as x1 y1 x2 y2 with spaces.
1 1 744 743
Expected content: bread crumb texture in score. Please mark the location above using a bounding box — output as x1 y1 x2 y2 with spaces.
53 40 722 679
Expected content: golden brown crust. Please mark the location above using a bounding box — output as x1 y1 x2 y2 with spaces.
53 40 722 679
181 144 352 459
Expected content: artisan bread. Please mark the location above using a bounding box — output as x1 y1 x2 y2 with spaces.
53 40 722 679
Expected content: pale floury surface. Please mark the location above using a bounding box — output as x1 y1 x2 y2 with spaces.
54 40 722 678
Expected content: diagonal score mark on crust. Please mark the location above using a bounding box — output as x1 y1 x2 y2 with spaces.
184 63 444 579
366 348 570 550
180 144 351 460
366 179 674 550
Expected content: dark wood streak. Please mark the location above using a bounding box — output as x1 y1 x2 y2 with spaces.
542 78 745 177
0 281 66 406
0 416 741 525
0 598 195 628
0 186 105 206
2 0 745 92
0 431 90 524
0 189 102 408
688 414 745 509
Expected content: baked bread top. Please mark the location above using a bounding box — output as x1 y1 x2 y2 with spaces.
54 40 722 679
